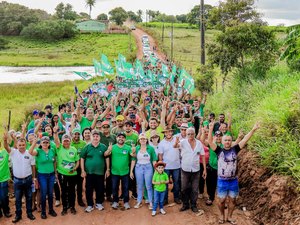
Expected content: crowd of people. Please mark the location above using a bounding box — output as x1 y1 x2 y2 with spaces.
0 58 260 225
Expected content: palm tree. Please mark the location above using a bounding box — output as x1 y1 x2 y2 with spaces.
85 0 96 19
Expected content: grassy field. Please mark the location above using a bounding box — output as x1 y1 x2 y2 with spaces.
0 33 136 66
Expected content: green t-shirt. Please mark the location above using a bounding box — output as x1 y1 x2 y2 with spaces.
125 132 138 146
145 126 164 140
27 120 35 131
35 147 56 174
0 149 10 182
194 104 205 118
209 143 223 170
71 140 87 155
80 116 93 132
152 171 168 192
56 145 79 176
63 113 72 121
111 144 132 176
80 143 107 175
100 133 116 147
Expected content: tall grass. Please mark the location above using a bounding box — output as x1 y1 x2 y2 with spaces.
207 66 300 182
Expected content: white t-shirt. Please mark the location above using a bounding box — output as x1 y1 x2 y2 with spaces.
149 142 159 157
10 148 35 178
137 151 151 165
180 139 205 172
157 138 180 170
174 133 187 141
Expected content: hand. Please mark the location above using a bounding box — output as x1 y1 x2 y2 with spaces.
130 171 134 180
105 170 110 178
202 170 207 179
81 171 86 178
108 142 113 152
53 123 59 133
94 112 99 120
69 169 76 174
209 120 214 130
175 136 180 145
238 130 245 139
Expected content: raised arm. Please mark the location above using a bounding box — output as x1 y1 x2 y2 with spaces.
3 131 12 154
28 138 38 156
53 123 60 148
238 122 260 149
208 121 217 151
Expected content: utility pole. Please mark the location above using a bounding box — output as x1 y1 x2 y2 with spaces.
200 0 205 65
171 22 174 62
162 22 165 44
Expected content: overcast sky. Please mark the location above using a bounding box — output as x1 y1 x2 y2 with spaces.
4 0 300 26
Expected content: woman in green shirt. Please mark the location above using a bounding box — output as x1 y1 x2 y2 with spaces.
29 136 57 219
130 133 157 209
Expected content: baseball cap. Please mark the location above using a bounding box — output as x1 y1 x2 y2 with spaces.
124 120 134 126
40 136 50 142
91 129 100 135
44 105 52 110
215 131 223 136
72 129 81 134
180 123 189 129
116 115 125 121
101 121 110 127
116 132 126 138
32 109 39 115
62 134 71 141
138 133 147 140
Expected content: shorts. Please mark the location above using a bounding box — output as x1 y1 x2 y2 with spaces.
217 178 239 199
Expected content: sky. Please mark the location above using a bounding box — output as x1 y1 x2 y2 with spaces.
4 0 300 26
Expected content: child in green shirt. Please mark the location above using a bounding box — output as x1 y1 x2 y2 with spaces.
152 161 169 216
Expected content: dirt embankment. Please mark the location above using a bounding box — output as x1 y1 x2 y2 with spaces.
237 149 300 225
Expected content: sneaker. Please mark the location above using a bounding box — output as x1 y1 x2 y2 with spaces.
70 207 76 215
95 204 104 211
198 194 203 199
111 202 119 210
124 202 130 210
55 200 61 207
145 200 149 204
148 204 153 210
61 208 68 216
160 208 166 215
152 211 156 216
134 202 142 209
85 206 94 213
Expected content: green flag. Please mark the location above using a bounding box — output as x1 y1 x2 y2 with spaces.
73 71 92 80
161 63 169 78
93 59 104 76
101 54 114 75
114 59 125 77
179 69 195 94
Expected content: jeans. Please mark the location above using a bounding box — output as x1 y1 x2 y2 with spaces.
0 181 10 214
85 174 104 206
38 172 55 214
199 163 206 194
153 190 165 211
54 180 60 201
13 175 33 217
135 163 153 204
164 168 180 202
181 170 200 207
112 174 129 203
58 173 76 209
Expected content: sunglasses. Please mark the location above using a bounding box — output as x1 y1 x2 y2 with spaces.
102 126 110 129
42 141 49 144
187 133 195 136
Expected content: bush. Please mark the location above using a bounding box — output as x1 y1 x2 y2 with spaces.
20 20 78 41
195 65 215 93
0 37 9 50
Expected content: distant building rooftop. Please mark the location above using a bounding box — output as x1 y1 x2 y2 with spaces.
76 20 108 33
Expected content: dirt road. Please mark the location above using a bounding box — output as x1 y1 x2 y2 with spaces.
2 195 254 225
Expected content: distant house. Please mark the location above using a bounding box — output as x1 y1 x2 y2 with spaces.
76 20 108 33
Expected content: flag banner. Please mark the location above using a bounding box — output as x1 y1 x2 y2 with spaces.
161 63 169 78
93 59 104 76
178 69 195 94
73 71 92 80
101 54 114 75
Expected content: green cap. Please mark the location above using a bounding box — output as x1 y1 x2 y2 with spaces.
72 128 81 134
42 132 49 137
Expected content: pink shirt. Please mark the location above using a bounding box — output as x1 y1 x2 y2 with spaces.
200 142 209 164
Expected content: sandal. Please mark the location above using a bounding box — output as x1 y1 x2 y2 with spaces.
206 199 213 206
227 219 237 225
218 219 225 224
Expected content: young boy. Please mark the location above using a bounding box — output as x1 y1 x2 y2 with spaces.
152 161 169 216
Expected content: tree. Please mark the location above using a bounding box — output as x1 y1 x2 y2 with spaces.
0 1 49 35
78 12 91 20
54 3 78 20
195 65 215 93
280 25 300 71
137 10 143 22
85 0 96 18
187 4 214 27
127 11 142 23
176 14 187 23
109 7 128 26
97 13 108 21
147 10 160 22
208 23 278 86
208 0 262 30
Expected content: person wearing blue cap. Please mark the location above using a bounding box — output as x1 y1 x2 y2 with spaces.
27 110 39 131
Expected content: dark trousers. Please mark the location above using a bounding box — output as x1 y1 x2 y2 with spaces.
76 168 83 203
37 172 55 214
85 174 104 206
105 175 112 198
112 174 129 203
129 175 137 197
206 165 218 202
0 181 10 215
199 164 206 194
181 170 200 208
54 181 60 201
13 175 33 217
58 173 76 209
164 168 180 202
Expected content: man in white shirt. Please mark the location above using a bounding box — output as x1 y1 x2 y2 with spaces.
158 127 181 205
174 123 188 140
3 135 36 223
174 127 207 213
